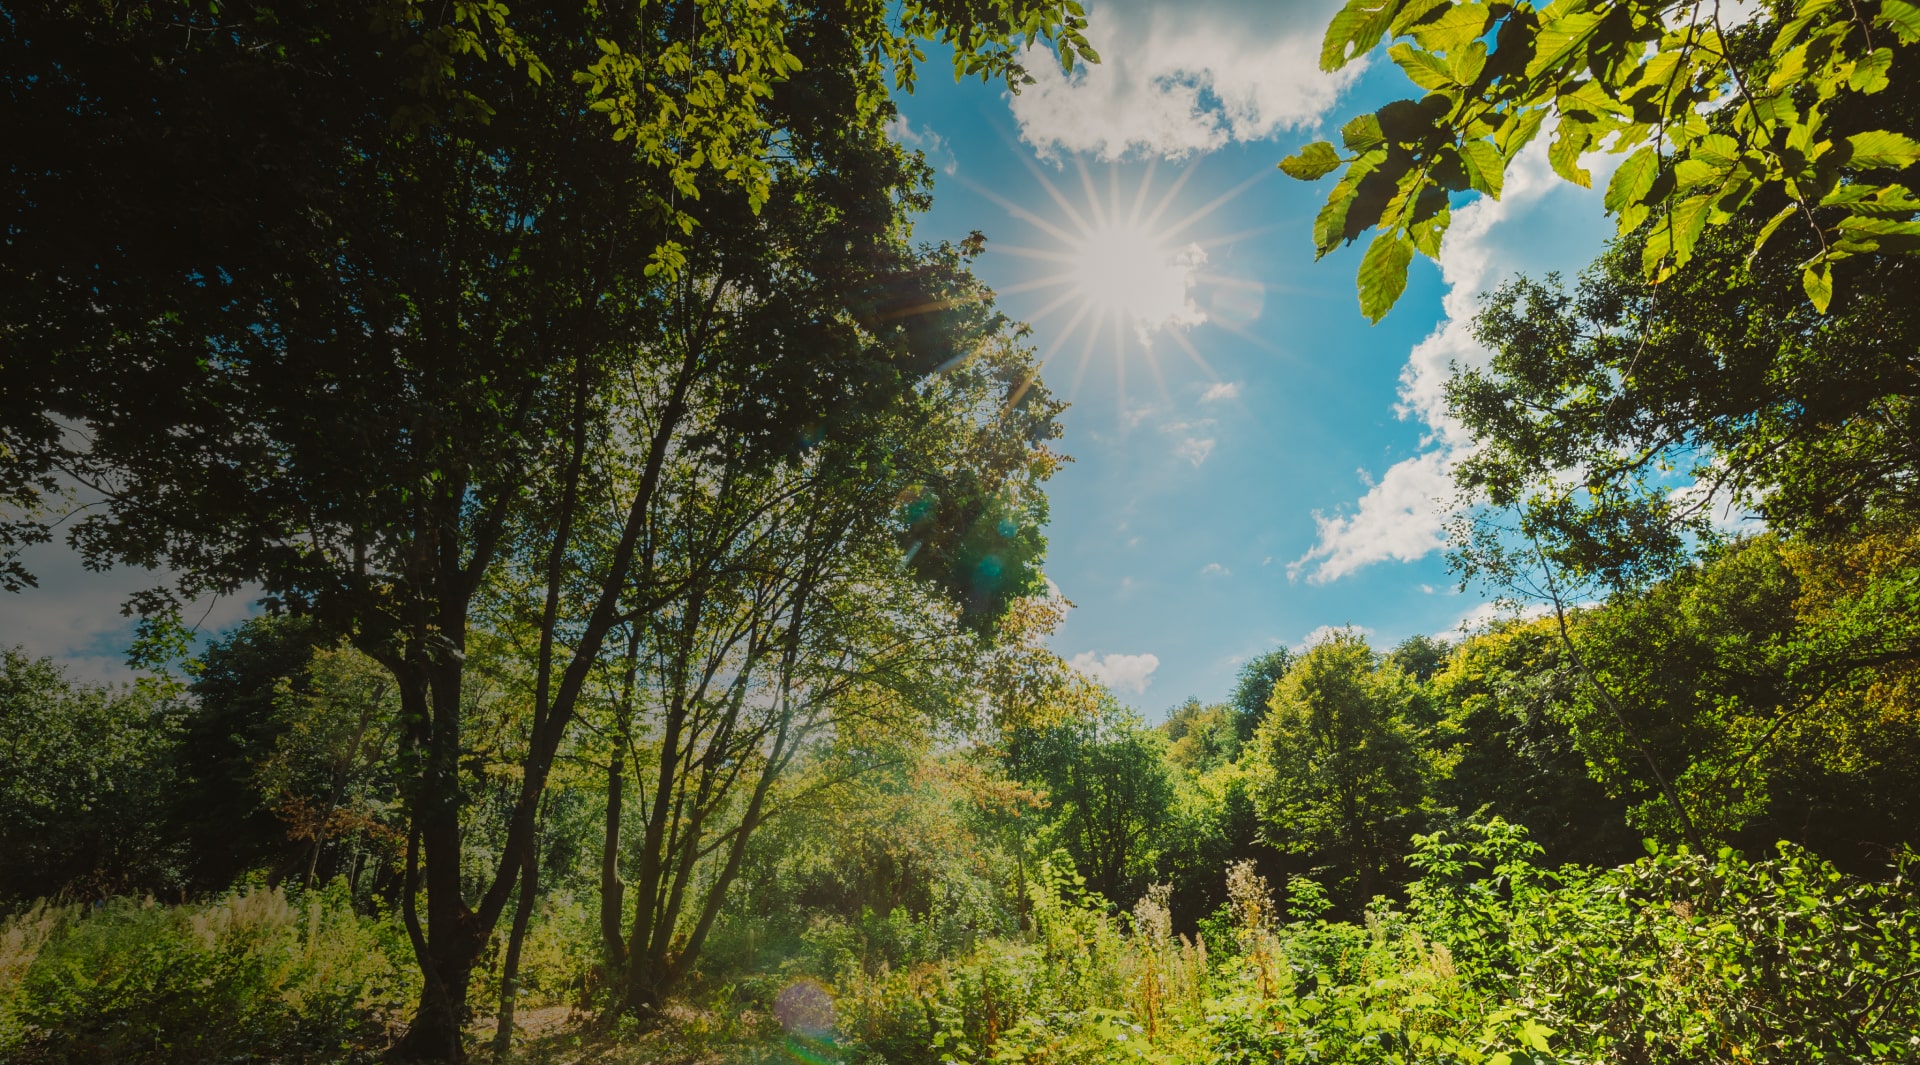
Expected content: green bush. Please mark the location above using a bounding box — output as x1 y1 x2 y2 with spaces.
827 824 1920 1065
1412 820 1920 1063
0 882 415 1064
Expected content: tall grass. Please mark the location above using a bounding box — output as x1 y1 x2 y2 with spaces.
822 825 1920 1065
0 882 415 1064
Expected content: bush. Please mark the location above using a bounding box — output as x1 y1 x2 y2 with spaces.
828 824 1920 1065
0 882 415 1064
1411 820 1920 1063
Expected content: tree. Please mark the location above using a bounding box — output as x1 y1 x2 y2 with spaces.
1427 620 1640 867
1248 630 1432 907
1011 698 1176 904
1452 212 1920 587
1162 698 1245 772
1229 648 1294 739
175 617 328 893
587 325 1061 1012
1561 532 1920 855
1387 634 1451 684
0 650 181 900
3 4 1082 1054
1282 0 1920 319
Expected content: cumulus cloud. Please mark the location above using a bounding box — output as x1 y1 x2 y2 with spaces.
1289 450 1455 583
1201 562 1230 576
1200 381 1241 403
1290 144 1615 582
1293 623 1374 652
1070 650 1162 694
1011 0 1362 160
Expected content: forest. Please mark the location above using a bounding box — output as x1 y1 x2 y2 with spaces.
1 0 1918 1062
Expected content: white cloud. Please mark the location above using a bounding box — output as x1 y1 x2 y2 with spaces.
1200 381 1241 403
1291 143 1618 582
1292 623 1373 652
884 114 957 175
1451 598 1552 634
0 540 257 684
1010 0 1363 160
1069 650 1162 694
1290 449 1455 583
1201 562 1230 576
1174 436 1216 467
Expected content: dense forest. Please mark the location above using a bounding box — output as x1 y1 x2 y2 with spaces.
3 0 1919 1062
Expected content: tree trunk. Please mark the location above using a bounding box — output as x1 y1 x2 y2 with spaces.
601 627 638 967
493 822 540 1060
396 663 485 1063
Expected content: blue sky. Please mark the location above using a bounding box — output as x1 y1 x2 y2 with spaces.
887 0 1620 712
0 1 1617 704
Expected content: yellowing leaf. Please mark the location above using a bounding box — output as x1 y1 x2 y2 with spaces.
1803 259 1834 311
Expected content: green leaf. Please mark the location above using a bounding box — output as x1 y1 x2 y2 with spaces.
1748 203 1798 262
1691 133 1740 168
1878 0 1920 44
1343 113 1387 151
1408 3 1493 52
1322 0 1401 71
1668 193 1714 268
1281 141 1345 180
1848 48 1893 93
1548 120 1594 187
1847 130 1920 169
1498 107 1547 159
1526 11 1603 79
1314 190 1356 257
1390 42 1457 89
1358 232 1414 321
1460 138 1505 198
1802 259 1834 311
1605 145 1659 214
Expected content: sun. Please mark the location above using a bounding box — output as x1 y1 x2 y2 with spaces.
967 157 1269 408
1067 221 1205 332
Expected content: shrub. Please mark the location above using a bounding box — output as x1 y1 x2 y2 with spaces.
0 882 415 1064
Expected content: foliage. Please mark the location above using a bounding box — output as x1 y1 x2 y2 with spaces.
1285 0 1920 318
0 650 181 901
1010 702 1176 903
1451 216 1920 590
1411 819 1920 1062
1553 533 1920 851
1228 649 1293 733
1248 631 1437 908
0 883 416 1065
1426 621 1640 867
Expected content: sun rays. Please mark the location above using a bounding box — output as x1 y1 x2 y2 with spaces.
968 157 1273 414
